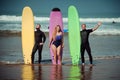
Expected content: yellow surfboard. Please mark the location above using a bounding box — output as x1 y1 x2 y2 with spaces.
22 6 34 64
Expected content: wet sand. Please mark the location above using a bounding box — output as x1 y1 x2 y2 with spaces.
0 58 120 80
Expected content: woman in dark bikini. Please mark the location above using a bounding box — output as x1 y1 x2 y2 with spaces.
49 25 64 65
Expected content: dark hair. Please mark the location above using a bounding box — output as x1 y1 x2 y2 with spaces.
36 24 41 29
82 24 86 26
37 24 41 27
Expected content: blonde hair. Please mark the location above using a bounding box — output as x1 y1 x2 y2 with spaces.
52 25 62 41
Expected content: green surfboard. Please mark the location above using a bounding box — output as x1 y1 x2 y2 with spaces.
68 6 81 65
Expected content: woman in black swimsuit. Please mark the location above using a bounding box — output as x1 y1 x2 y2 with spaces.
49 25 64 65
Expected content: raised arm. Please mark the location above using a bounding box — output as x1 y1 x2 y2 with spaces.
92 22 102 31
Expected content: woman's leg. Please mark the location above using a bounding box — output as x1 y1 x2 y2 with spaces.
57 45 62 65
51 44 57 64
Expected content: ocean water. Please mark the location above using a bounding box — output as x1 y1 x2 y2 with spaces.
0 15 120 35
0 34 120 64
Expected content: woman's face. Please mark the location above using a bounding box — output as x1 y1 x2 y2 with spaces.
56 25 60 32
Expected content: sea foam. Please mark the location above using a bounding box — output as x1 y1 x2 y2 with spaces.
0 15 120 23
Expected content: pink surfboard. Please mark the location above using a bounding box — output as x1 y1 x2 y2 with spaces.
49 8 63 64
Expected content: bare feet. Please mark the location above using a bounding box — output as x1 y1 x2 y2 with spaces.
89 64 93 67
82 63 85 66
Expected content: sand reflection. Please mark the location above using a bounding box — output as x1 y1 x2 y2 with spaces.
81 66 93 80
68 65 81 80
22 65 34 80
22 64 43 80
50 65 63 80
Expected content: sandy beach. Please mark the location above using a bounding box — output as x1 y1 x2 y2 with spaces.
0 58 120 80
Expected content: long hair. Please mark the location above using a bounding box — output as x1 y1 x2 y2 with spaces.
52 25 62 41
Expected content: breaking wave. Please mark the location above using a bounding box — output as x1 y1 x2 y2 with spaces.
0 15 120 35
0 15 120 23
